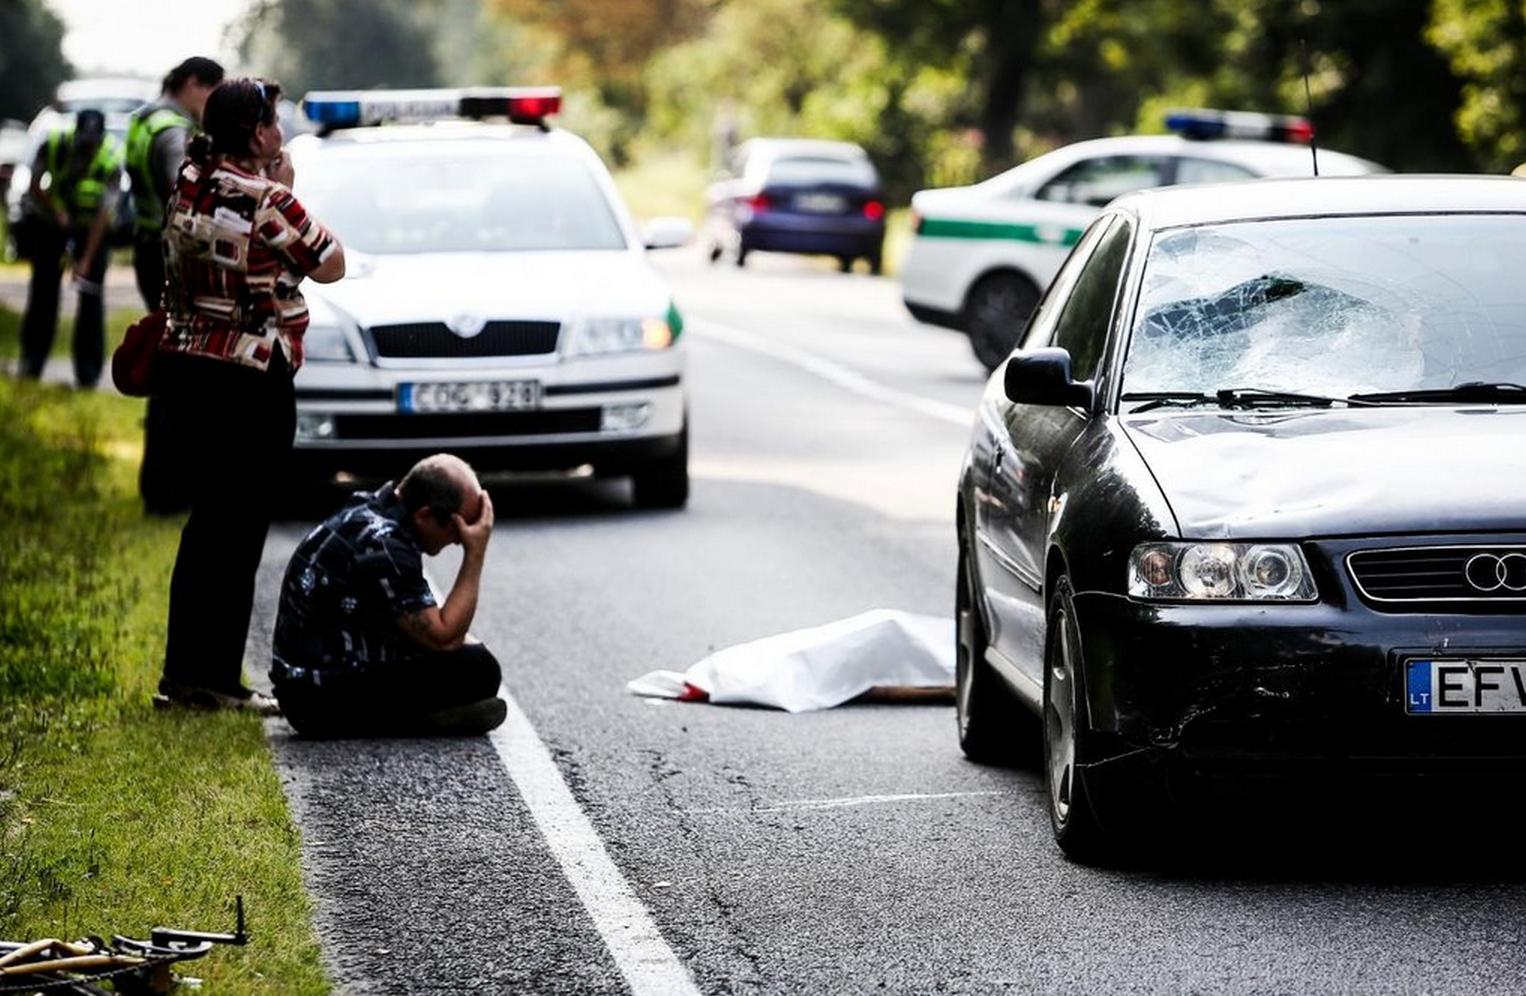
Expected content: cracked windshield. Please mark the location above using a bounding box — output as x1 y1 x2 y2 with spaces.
1123 215 1526 399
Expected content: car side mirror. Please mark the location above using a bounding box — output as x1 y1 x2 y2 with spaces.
642 217 695 250
1004 347 1095 410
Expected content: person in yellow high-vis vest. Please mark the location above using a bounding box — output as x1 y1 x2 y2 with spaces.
125 57 223 514
18 108 122 388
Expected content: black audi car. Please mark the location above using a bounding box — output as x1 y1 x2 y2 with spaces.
955 176 1526 860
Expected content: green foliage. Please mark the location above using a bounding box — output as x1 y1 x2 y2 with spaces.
1427 0 1526 171
237 0 444 94
0 0 72 122
0 310 328 992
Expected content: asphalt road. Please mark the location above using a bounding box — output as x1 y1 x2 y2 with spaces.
251 249 1526 994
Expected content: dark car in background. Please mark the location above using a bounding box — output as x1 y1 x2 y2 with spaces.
704 138 886 273
956 175 1526 862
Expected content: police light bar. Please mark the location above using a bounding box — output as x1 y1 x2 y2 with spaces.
301 87 562 129
1165 108 1315 144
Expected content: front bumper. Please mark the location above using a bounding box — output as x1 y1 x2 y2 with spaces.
1072 579 1526 798
290 350 684 477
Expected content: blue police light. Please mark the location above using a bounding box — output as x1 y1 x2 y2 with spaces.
1165 108 1314 144
301 87 562 130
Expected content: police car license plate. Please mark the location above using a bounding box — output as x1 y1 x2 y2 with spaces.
795 193 846 213
1405 659 1526 714
399 381 541 414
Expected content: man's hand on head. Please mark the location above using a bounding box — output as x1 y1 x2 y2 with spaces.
454 490 494 556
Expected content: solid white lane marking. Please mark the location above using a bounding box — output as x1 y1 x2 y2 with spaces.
488 692 701 996
692 320 975 427
419 567 699 996
695 791 1003 815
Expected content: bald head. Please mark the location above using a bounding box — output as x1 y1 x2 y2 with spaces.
398 454 481 526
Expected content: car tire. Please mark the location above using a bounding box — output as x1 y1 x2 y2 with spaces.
837 255 853 273
868 254 883 276
631 427 689 510
956 542 1033 764
707 242 722 264
735 246 749 268
965 271 1040 372
1044 575 1110 862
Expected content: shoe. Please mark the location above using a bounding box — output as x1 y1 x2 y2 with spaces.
409 697 508 736
153 682 282 716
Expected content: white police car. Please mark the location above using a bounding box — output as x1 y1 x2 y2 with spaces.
287 88 695 508
900 110 1384 369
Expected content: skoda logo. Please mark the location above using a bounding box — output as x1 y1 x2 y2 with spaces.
1463 552 1526 593
446 313 486 339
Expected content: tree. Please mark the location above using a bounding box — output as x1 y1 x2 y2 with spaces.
834 0 1047 174
0 0 72 123
236 0 443 94
1427 0 1526 172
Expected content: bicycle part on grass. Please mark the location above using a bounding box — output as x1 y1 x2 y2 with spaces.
0 896 248 995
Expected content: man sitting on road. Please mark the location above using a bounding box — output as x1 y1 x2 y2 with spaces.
271 454 507 736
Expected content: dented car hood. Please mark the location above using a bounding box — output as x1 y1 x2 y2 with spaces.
1121 407 1526 539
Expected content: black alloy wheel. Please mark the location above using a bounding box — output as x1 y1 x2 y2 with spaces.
965 271 1040 372
1043 575 1109 861
955 542 1031 763
631 425 690 510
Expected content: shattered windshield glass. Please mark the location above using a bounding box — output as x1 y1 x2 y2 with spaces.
1122 215 1526 398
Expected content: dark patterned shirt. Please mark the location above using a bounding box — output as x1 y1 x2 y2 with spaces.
161 157 336 372
271 485 437 686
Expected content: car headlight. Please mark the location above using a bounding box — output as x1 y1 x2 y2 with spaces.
565 316 674 357
303 322 356 363
1128 542 1317 602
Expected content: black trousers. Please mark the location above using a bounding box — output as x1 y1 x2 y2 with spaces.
276 644 503 737
20 225 107 387
132 235 188 514
159 351 295 695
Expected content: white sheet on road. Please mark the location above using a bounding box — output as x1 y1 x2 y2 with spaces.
627 609 956 713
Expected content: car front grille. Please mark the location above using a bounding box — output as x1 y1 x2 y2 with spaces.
368 321 560 359
332 408 602 440
1347 546 1526 604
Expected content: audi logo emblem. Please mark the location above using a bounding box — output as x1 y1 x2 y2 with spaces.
1463 552 1526 593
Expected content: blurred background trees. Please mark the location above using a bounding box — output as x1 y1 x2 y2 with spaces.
213 0 1526 203
0 0 72 123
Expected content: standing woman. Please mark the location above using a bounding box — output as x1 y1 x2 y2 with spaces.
153 78 345 712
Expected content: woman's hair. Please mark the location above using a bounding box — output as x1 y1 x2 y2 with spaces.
186 77 282 164
162 56 224 96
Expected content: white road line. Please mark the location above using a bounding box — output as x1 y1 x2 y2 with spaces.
488 692 701 996
695 791 1004 815
692 320 976 428
420 568 699 996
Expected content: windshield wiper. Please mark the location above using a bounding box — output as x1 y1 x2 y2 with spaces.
1122 387 1365 413
1347 381 1526 404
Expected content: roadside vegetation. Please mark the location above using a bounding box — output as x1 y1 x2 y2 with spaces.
0 307 328 994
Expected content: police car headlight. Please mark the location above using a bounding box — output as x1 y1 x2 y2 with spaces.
304 323 356 363
566 317 674 356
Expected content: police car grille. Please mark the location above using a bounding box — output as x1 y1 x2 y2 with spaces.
332 408 602 440
1347 546 1526 604
368 321 560 358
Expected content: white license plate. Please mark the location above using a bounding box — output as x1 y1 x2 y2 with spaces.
795 193 846 213
399 381 541 414
1406 659 1526 714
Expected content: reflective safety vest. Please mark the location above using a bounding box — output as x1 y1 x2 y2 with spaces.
44 127 123 227
125 104 193 234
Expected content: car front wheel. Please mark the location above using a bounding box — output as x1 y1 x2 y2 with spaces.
965 271 1040 372
1044 575 1109 861
631 427 689 509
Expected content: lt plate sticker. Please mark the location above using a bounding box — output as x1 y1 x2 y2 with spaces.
1406 659 1526 714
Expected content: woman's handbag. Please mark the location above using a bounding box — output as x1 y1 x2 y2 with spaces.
110 310 168 397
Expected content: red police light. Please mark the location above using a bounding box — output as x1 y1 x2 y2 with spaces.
863 199 886 221
505 90 562 124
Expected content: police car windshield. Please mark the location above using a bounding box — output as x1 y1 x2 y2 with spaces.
296 145 627 254
1122 214 1526 401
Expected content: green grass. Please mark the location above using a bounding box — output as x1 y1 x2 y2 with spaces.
0 316 329 993
613 149 711 223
